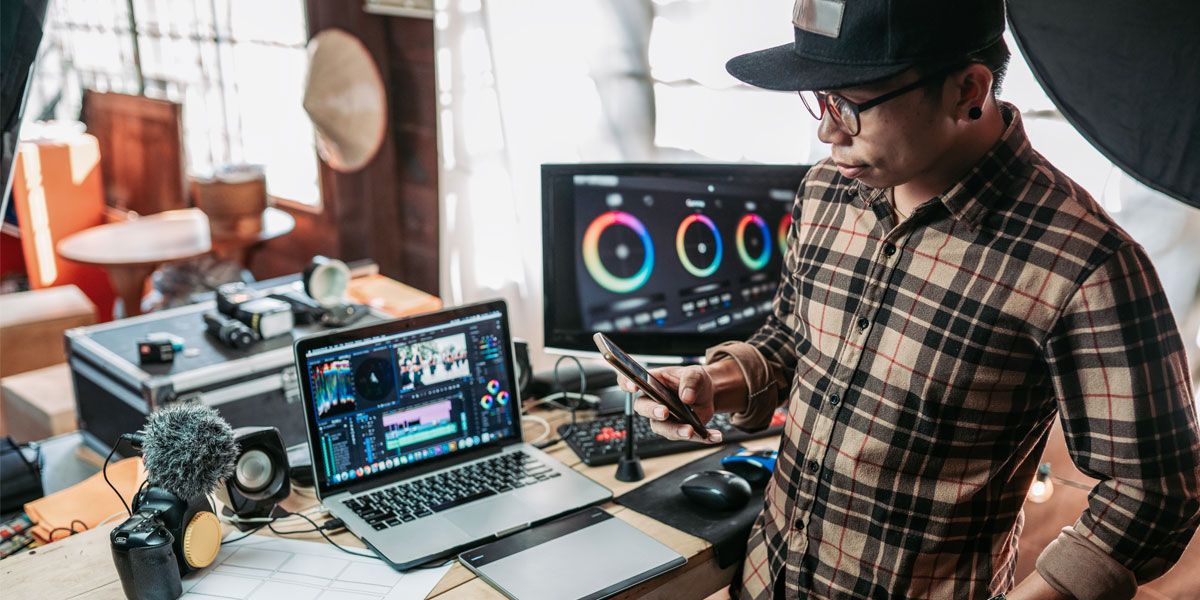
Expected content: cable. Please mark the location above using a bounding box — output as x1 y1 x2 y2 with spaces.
521 414 552 443
47 519 90 542
282 510 379 559
522 392 588 413
218 505 325 525
103 438 131 516
98 511 129 526
267 521 322 535
1037 462 1096 490
220 523 269 545
533 355 586 450
216 506 378 559
47 527 75 542
5 436 41 481
521 396 563 412
1052 476 1092 491
216 509 452 569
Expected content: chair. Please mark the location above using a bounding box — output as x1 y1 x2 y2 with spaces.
9 131 116 320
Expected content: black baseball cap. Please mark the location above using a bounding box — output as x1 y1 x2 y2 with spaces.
726 0 1006 91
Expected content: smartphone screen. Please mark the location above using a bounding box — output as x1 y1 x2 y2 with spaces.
593 333 709 440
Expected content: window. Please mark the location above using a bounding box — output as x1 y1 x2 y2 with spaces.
649 0 824 164
23 0 319 207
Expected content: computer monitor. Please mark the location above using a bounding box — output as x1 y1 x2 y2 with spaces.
542 163 810 361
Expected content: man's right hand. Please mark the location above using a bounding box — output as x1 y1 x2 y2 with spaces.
617 365 724 443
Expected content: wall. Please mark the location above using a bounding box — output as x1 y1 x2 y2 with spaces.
251 1 439 297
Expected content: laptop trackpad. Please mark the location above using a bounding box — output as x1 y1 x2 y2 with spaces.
449 500 535 538
373 514 471 558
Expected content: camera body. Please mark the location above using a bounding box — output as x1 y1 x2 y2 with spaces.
110 509 182 600
216 282 293 339
111 487 222 600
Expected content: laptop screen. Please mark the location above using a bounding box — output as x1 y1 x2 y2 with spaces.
299 305 520 490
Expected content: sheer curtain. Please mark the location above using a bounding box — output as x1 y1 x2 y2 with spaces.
434 0 810 368
434 0 656 368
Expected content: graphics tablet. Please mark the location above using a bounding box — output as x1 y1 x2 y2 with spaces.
458 506 686 600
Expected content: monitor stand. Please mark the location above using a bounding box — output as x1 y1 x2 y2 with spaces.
592 385 628 415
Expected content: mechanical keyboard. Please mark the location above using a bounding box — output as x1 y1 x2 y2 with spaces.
559 408 787 466
343 451 557 530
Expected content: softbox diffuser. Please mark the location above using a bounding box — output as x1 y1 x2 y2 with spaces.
2 0 50 209
1007 2 1200 207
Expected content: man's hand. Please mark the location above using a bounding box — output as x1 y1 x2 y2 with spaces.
616 365 724 444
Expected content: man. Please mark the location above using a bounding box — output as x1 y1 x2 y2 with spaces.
619 1 1200 599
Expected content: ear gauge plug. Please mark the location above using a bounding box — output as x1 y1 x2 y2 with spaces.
968 106 983 120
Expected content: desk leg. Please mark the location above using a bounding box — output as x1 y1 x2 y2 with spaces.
107 264 156 317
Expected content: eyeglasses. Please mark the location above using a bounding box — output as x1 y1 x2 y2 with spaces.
798 64 963 136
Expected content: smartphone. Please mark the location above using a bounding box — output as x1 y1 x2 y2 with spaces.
593 332 709 440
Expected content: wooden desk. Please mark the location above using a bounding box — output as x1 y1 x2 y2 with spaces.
55 209 212 317
2 409 779 599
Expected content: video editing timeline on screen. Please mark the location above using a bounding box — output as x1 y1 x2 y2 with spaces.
574 173 792 335
305 314 516 488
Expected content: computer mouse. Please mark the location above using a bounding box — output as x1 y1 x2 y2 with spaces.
680 470 752 511
720 448 777 487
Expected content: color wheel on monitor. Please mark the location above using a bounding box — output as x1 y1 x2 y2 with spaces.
675 214 723 277
481 395 494 410
736 214 772 270
582 211 655 293
777 214 792 257
486 379 501 394
497 390 510 406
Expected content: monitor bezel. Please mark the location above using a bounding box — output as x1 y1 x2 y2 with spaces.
541 162 809 360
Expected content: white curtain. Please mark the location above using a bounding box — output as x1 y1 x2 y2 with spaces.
434 0 657 369
434 0 820 370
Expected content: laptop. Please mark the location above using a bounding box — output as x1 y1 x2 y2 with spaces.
293 299 612 570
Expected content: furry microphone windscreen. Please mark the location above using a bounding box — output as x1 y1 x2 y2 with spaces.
141 404 239 501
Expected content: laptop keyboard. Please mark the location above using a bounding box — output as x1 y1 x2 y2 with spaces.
343 451 561 531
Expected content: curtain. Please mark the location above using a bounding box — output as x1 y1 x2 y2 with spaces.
435 0 656 368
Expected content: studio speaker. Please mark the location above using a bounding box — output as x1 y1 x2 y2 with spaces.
217 426 290 525
513 338 532 399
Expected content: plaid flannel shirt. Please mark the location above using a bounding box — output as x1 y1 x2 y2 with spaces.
716 104 1200 599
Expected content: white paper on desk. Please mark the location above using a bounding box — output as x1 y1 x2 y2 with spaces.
179 533 452 600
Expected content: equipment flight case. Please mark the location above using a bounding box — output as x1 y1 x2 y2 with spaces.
65 281 387 457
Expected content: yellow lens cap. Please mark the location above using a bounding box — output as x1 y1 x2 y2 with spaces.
183 510 222 568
